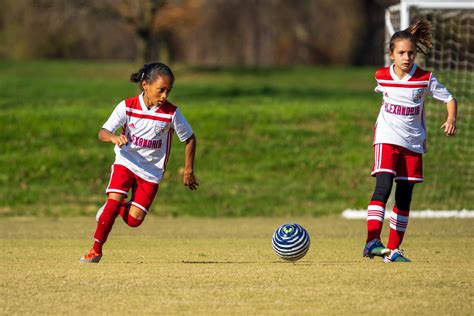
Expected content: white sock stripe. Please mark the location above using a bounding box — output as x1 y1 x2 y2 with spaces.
368 205 385 212
390 221 408 232
391 214 409 222
368 210 385 216
390 218 408 226
368 212 385 219
390 222 407 231
367 215 384 221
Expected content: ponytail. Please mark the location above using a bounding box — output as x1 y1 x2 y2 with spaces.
389 19 432 55
129 62 175 90
129 69 144 83
406 19 432 55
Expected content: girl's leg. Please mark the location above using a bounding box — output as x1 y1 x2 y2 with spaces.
93 193 126 254
120 204 146 227
119 175 158 227
387 180 415 249
81 165 138 263
366 172 394 242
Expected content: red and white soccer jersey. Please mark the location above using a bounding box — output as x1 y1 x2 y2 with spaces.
374 64 454 153
102 93 193 183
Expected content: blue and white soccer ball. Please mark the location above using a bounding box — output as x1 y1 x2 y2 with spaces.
272 223 311 261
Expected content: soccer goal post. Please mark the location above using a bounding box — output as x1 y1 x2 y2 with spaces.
384 0 473 211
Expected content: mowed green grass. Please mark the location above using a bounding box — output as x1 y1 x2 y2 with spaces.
1 60 471 216
1 217 472 314
0 60 379 216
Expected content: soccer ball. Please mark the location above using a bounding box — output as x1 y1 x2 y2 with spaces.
272 223 310 261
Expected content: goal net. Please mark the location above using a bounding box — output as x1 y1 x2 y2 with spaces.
385 1 473 210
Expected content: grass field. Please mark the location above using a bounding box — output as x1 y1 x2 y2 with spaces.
0 60 379 216
1 60 472 313
1 60 471 217
1 216 472 314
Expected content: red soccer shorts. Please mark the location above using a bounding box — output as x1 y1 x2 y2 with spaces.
371 143 423 182
106 164 159 213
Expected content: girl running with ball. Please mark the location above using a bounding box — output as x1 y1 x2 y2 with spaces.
363 20 458 262
80 63 198 263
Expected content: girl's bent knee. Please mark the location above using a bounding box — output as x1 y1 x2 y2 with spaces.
127 216 143 227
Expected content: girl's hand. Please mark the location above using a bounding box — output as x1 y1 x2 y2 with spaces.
111 134 129 147
441 119 457 136
183 172 199 191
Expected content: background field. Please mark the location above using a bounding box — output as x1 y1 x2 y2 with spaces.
1 60 471 217
1 217 472 314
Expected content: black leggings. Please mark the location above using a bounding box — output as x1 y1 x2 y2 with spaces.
371 173 415 210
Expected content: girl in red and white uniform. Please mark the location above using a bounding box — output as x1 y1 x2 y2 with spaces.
80 63 198 263
363 20 458 262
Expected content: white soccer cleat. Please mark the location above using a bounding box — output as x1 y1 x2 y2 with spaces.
384 249 411 262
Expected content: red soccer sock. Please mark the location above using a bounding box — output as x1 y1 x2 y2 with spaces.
93 199 122 253
366 200 386 242
119 201 129 219
119 202 144 227
387 207 410 249
126 214 143 227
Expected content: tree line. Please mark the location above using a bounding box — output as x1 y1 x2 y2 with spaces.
0 0 398 66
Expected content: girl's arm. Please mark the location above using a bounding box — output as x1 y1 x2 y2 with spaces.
441 98 458 136
98 128 128 147
183 134 198 190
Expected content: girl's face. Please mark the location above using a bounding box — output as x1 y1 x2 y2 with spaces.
142 75 173 108
390 39 417 75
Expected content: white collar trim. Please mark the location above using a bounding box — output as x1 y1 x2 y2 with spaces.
390 64 417 82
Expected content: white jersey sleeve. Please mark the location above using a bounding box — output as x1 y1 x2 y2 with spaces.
102 100 127 133
429 75 454 103
374 82 383 93
172 108 193 142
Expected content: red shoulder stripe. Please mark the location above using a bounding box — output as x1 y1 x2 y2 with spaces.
409 67 431 81
157 100 177 115
375 67 391 81
124 95 141 110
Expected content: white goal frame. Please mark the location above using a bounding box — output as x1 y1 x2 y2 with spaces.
385 0 474 65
